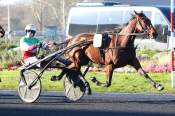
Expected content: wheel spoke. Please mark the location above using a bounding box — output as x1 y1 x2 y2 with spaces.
18 69 41 103
64 74 85 101
31 84 40 90
65 83 72 95
19 80 27 88
23 87 28 99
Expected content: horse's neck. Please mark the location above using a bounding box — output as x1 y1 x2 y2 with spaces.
118 19 137 47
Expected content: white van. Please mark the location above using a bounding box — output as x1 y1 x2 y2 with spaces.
66 2 174 50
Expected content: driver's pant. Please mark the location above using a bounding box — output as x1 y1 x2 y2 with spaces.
40 56 72 68
23 56 40 68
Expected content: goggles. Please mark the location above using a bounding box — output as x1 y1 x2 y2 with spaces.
26 30 36 33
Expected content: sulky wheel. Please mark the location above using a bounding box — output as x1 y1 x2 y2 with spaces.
18 69 41 103
64 71 86 101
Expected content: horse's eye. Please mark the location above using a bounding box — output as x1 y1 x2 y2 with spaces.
140 16 144 20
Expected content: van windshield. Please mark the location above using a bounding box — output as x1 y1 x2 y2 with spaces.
68 9 124 36
68 8 151 36
157 6 175 27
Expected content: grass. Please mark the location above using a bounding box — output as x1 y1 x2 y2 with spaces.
0 69 174 94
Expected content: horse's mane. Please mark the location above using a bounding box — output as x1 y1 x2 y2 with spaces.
115 12 148 34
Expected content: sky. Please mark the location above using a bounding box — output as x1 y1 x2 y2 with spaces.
0 0 171 6
0 0 30 5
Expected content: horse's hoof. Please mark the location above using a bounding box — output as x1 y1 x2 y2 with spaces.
90 77 97 83
85 87 92 95
104 84 110 87
155 84 164 91
91 77 100 86
103 82 111 87
106 84 111 87
85 82 92 95
96 81 101 86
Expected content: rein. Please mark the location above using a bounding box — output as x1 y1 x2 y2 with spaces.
100 16 148 52
102 30 146 36
116 32 146 36
116 17 147 36
103 45 136 53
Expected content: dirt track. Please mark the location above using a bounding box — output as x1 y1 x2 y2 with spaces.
0 91 175 116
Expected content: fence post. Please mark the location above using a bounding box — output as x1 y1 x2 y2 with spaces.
170 0 175 88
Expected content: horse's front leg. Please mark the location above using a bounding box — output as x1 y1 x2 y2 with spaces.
91 64 114 87
131 58 164 91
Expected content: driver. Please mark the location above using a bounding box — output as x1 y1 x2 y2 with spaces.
20 24 50 66
20 24 71 81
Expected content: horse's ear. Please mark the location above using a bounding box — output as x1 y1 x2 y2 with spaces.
134 10 138 15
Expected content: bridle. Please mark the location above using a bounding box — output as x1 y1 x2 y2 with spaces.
114 15 148 37
104 14 151 51
136 15 150 36
95 13 155 51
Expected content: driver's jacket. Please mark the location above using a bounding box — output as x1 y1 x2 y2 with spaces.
20 36 40 60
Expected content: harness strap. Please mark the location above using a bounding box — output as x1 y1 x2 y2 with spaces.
116 32 146 36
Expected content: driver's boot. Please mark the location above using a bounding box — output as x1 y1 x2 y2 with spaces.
50 75 63 81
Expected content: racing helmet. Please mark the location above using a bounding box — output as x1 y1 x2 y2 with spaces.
25 24 37 33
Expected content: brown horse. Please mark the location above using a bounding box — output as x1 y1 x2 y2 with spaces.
65 11 164 92
0 25 5 38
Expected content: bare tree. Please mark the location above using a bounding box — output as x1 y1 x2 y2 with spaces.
0 0 103 31
31 0 91 31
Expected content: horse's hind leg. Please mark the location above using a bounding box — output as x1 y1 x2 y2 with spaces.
91 64 113 87
131 58 164 91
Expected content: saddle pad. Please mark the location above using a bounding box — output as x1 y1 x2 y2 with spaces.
93 34 102 47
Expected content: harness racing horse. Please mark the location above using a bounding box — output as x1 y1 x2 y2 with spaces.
0 25 5 38
65 11 164 93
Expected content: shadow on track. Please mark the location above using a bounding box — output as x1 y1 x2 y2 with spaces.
0 107 174 116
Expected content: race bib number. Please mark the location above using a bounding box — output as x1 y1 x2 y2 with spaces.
93 34 102 47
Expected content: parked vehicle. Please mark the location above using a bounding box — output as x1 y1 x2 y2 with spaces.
66 2 174 50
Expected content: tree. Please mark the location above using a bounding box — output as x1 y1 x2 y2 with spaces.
0 0 103 32
31 0 100 31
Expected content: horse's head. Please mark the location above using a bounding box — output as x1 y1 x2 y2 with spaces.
0 25 5 38
133 11 158 39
